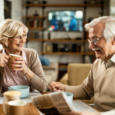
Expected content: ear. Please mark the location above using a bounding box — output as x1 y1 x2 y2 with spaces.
112 37 115 45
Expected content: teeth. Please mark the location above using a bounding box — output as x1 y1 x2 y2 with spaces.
92 48 101 51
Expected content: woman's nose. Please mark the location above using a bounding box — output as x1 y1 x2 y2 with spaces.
20 37 26 43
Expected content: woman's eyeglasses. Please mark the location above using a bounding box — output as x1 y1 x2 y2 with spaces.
14 34 27 40
2 34 27 40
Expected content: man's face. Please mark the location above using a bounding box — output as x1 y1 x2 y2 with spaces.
88 23 114 60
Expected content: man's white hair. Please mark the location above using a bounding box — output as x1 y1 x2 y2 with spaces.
85 16 115 40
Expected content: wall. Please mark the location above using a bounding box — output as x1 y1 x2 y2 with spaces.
110 0 115 16
0 0 4 49
8 0 23 21
0 0 4 22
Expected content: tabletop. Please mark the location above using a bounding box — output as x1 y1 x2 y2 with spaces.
0 101 97 115
0 103 40 115
0 91 43 115
0 92 97 115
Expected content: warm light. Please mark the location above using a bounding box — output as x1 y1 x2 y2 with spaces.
75 11 83 19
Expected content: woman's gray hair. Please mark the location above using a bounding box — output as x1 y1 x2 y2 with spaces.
85 16 115 40
0 19 28 47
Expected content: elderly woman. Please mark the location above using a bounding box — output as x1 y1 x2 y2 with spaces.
0 19 47 93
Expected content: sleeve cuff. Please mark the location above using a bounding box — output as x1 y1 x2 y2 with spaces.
101 110 115 115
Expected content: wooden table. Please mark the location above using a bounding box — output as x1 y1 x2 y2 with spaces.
0 101 98 115
0 103 40 115
0 91 97 115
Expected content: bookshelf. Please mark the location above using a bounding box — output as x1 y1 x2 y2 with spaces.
24 1 104 61
25 4 103 8
24 0 106 78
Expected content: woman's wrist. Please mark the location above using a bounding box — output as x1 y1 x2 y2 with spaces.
23 66 29 75
23 67 33 80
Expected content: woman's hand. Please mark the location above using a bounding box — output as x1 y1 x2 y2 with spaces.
11 56 28 73
49 81 65 92
0 51 9 67
11 56 34 80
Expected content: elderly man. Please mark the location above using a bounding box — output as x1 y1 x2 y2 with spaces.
49 16 115 115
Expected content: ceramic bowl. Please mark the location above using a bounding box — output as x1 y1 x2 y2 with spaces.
8 85 30 98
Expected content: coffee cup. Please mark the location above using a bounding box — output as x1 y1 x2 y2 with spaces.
8 54 21 69
65 92 73 101
3 91 21 114
7 100 27 115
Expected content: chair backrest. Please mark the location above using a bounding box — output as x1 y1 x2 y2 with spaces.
68 63 92 85
43 63 58 84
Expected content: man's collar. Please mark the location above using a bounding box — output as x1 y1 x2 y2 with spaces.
103 54 115 69
110 54 115 63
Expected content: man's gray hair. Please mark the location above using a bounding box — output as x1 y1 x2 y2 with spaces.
85 16 115 40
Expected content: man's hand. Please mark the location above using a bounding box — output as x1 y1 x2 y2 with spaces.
0 52 9 67
49 81 65 91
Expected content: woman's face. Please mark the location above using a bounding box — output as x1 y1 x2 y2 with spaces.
7 33 27 54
